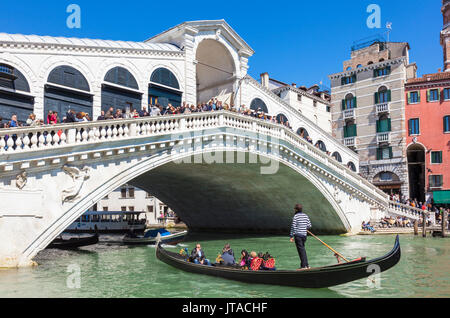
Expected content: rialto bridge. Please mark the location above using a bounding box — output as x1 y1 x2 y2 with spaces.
0 20 424 268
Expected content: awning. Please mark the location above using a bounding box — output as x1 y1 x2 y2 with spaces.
433 190 450 204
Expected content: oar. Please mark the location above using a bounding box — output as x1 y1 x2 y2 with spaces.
307 230 350 263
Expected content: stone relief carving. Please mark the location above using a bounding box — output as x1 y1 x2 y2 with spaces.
61 166 91 203
15 171 28 190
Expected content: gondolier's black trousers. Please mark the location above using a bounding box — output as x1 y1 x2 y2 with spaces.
294 234 309 269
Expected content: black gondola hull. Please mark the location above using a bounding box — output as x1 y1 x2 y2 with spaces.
156 236 401 289
47 234 99 250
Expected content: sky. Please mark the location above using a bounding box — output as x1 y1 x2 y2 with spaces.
0 0 444 88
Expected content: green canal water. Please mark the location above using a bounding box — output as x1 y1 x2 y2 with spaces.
0 234 449 298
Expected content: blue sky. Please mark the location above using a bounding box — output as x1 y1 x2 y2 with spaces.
0 0 444 88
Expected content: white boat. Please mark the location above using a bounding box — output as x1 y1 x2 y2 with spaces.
65 211 147 234
123 228 188 245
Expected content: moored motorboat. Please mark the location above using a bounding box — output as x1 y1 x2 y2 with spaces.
123 228 188 245
47 233 99 250
156 235 401 289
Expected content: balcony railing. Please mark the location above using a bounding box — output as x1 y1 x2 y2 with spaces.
377 132 390 143
344 137 356 147
376 102 389 115
343 109 355 119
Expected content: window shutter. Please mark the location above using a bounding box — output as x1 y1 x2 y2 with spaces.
376 120 380 133
386 65 391 75
427 90 430 102
353 97 357 108
373 69 377 78
375 92 379 104
341 78 345 86
408 120 412 135
387 90 391 102
438 88 441 102
418 91 421 103
388 118 392 131
389 147 393 159
352 74 357 83
377 148 382 160
407 92 411 105
342 100 345 110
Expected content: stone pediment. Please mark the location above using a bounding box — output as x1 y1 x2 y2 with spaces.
145 20 254 57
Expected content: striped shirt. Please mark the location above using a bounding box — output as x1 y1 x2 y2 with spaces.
290 213 312 237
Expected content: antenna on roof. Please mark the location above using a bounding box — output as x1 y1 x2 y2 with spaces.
386 22 392 42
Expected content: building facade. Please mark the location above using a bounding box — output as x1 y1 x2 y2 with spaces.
329 41 417 196
402 0 450 205
93 184 175 225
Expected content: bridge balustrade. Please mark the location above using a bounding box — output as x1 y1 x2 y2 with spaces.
387 201 423 220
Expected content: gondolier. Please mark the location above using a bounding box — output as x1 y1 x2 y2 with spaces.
290 204 312 270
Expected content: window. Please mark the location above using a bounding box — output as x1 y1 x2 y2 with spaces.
444 88 450 100
341 74 356 85
431 151 443 164
427 89 440 102
326 106 331 113
444 116 450 133
379 172 393 181
408 91 420 104
297 94 302 101
429 175 443 188
121 206 127 212
376 118 391 133
313 101 317 107
128 206 135 212
344 123 357 138
375 87 391 104
128 187 135 198
103 207 109 212
377 147 393 160
147 206 154 213
408 118 420 135
374 66 391 78
121 188 127 198
342 94 356 110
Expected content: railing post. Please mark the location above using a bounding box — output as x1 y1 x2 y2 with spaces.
180 118 187 131
129 123 137 137
67 128 77 144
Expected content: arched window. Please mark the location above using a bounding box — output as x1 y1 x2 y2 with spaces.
367 61 374 65
344 93 356 109
102 67 142 113
347 161 357 172
149 68 182 107
45 65 93 120
276 113 289 125
357 64 363 68
332 152 342 163
250 98 268 113
346 66 352 71
379 58 385 62
104 67 138 90
150 68 180 90
297 127 309 138
377 86 390 104
47 65 90 92
315 140 327 152
0 64 33 123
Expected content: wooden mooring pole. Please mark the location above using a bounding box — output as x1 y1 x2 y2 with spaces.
414 220 419 236
442 210 448 238
422 211 427 238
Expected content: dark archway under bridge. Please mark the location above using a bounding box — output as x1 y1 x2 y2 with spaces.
130 153 348 235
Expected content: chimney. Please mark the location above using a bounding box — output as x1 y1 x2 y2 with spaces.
438 68 442 73
260 72 269 88
292 83 297 88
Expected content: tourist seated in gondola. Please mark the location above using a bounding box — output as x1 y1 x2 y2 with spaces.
249 252 264 271
219 244 236 266
260 252 276 271
190 243 212 266
239 250 251 269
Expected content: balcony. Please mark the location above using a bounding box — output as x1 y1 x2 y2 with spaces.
344 137 356 147
377 132 390 143
343 109 355 120
376 102 390 115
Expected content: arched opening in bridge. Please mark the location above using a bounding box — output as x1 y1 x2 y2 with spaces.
407 143 425 202
276 113 289 125
102 67 142 114
45 65 93 121
332 152 342 163
372 171 402 196
315 140 327 153
196 39 236 105
0 63 34 124
296 127 310 142
250 98 268 113
347 161 357 172
149 67 182 109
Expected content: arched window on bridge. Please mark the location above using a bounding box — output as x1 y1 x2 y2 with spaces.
315 140 327 153
45 65 92 122
296 127 309 138
250 98 268 113
347 161 357 172
149 67 182 108
276 113 289 125
0 63 34 124
102 66 142 114
332 152 342 163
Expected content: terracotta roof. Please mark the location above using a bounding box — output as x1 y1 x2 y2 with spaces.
406 71 450 85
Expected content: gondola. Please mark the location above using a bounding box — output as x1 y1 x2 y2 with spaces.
155 235 401 289
47 233 99 250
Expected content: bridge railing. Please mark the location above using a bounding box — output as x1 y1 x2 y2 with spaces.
387 201 423 220
0 110 389 205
